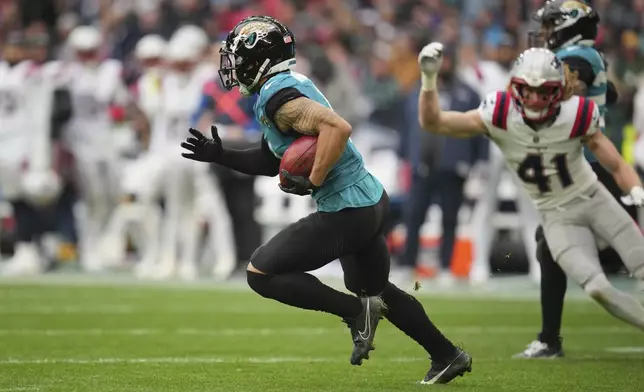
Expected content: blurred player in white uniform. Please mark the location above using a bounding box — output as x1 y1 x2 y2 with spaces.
61 26 130 270
418 44 644 332
122 32 231 280
166 26 237 280
98 34 166 270
0 32 69 275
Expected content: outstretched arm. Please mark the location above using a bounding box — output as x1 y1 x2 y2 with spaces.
218 138 281 177
418 89 488 137
273 97 352 186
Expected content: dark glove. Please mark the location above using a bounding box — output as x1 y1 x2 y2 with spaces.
279 169 319 196
181 126 223 163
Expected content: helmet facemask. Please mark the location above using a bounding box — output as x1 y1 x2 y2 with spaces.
219 47 272 96
510 78 563 122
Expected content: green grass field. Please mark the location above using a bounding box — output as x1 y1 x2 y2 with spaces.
1 276 643 392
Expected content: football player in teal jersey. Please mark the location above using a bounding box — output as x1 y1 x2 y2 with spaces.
516 0 639 359
181 16 471 383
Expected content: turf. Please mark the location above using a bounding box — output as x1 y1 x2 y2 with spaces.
1 277 643 392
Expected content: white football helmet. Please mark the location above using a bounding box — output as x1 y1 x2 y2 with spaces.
68 25 101 51
509 47 566 122
171 25 209 54
68 25 102 65
135 34 167 60
166 36 200 75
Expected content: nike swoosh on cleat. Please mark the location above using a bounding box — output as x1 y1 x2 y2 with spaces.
357 300 370 340
420 351 464 385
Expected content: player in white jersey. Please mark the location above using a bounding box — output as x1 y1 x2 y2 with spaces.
0 32 70 275
61 25 130 270
97 35 167 270
0 33 43 274
417 44 644 332
122 32 229 280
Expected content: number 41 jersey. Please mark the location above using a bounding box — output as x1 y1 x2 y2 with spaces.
479 91 602 210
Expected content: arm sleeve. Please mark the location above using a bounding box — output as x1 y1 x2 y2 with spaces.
217 137 281 177
264 87 306 125
51 88 72 141
560 56 595 87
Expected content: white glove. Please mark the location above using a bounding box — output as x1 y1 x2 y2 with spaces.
621 186 644 207
418 42 444 91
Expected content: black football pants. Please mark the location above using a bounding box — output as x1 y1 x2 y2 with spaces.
250 190 390 296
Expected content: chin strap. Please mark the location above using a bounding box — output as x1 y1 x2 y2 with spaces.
238 58 296 95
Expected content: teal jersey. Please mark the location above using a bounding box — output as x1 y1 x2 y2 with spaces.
556 44 607 161
254 71 384 212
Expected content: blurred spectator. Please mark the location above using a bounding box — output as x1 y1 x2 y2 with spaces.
399 47 486 284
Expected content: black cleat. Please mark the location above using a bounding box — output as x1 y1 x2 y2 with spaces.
421 348 472 385
512 340 564 359
349 296 386 366
342 317 374 360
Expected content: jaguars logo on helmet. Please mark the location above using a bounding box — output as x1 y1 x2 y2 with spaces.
529 0 599 51
219 16 296 96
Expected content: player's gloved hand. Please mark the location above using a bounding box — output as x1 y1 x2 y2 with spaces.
279 170 319 196
181 126 223 163
418 42 444 91
622 186 644 207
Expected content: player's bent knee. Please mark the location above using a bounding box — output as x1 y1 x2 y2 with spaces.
247 246 268 275
246 261 266 275
246 269 270 296
583 274 612 302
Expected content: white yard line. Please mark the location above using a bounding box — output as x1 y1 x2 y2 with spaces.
1 274 619 302
0 354 627 366
0 304 604 315
0 357 381 365
0 326 638 337
0 388 40 391
605 346 644 353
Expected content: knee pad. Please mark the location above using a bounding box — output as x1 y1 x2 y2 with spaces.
583 273 612 302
